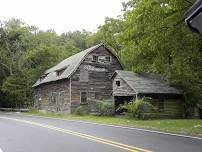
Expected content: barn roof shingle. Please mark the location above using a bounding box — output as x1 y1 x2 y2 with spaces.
33 44 123 87
33 44 103 87
112 70 182 95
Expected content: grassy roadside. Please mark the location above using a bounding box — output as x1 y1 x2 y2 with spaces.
27 111 202 136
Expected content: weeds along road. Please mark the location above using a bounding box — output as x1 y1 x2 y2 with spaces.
0 112 202 152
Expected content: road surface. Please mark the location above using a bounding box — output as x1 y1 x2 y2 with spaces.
0 112 201 152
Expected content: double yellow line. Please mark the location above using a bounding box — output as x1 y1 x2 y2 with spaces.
0 116 152 152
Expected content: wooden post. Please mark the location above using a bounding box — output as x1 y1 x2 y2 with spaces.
70 77 72 102
69 77 72 110
112 96 115 114
135 93 138 101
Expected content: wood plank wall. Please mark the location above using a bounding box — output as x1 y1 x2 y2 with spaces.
70 46 123 111
34 79 70 113
113 74 136 96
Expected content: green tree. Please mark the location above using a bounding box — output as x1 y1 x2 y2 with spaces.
61 30 91 50
2 71 33 108
87 17 124 56
0 19 91 108
119 0 202 116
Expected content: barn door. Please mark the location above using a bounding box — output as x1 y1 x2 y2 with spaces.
56 93 61 112
50 92 59 112
50 91 69 112
56 91 65 112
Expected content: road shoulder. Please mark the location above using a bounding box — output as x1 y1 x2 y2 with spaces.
18 112 202 140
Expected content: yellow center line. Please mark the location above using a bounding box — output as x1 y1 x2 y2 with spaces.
0 116 152 152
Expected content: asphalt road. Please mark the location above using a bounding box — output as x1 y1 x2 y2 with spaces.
0 112 202 152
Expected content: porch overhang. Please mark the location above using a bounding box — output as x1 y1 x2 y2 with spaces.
113 93 136 97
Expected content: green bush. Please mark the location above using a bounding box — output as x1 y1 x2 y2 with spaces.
29 107 39 113
100 100 114 116
88 99 102 113
74 99 114 116
121 98 154 119
74 105 89 115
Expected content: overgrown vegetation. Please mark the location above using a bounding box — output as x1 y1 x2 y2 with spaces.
74 105 90 116
74 99 114 116
121 98 155 119
0 0 202 117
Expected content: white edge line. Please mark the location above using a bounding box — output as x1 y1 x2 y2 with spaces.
0 148 3 152
6 113 202 140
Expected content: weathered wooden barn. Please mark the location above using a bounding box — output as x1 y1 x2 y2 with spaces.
111 70 184 118
33 44 123 113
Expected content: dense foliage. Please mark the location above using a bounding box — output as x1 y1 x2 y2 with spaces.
74 99 114 116
90 0 202 116
0 19 91 108
121 98 155 119
119 0 202 116
0 0 201 116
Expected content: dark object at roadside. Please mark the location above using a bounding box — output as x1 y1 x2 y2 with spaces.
185 0 202 34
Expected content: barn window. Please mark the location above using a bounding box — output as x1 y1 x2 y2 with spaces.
116 81 120 87
81 92 87 104
34 95 39 100
56 69 64 76
56 67 67 77
80 69 89 82
158 97 165 112
92 55 98 62
40 73 48 81
106 56 111 62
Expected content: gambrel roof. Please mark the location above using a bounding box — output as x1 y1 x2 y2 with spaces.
33 44 122 87
112 70 182 95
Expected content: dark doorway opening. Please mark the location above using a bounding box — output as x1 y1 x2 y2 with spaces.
199 108 202 119
114 96 134 114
